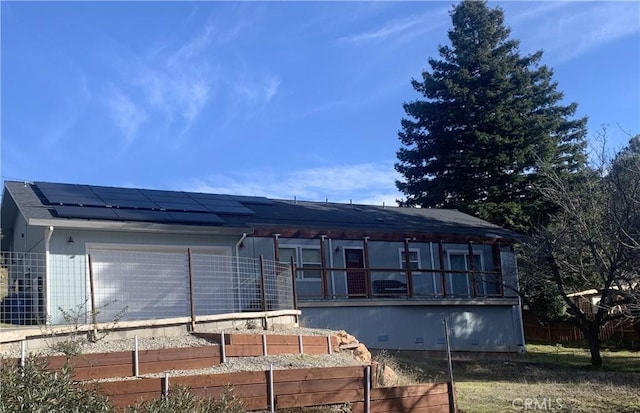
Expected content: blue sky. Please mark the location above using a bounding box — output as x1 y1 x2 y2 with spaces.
1 1 639 206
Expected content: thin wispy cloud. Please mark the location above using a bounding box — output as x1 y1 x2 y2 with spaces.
341 17 424 43
340 7 449 47
103 87 147 147
512 2 640 64
101 20 217 146
182 162 402 206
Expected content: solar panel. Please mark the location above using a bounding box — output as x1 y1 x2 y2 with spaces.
230 195 275 205
168 211 225 225
200 203 256 215
53 205 119 220
140 189 190 199
188 193 234 201
39 182 254 225
36 182 107 207
99 198 160 210
114 209 175 223
153 201 209 212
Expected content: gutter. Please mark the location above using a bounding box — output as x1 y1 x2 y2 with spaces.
44 226 54 323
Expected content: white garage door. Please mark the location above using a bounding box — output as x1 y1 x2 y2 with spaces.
89 248 189 322
88 245 235 323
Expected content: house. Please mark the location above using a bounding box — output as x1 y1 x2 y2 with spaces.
1 180 525 352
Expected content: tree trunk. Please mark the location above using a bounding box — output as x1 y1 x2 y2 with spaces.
584 326 602 368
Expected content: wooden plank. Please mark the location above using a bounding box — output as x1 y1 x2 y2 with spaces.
169 370 267 387
276 377 363 395
370 383 449 399
276 389 365 409
226 334 264 345
93 377 162 395
225 345 263 357
107 391 159 410
45 351 132 369
187 383 267 399
138 358 220 375
273 366 365 382
300 345 331 355
73 364 133 380
367 393 450 411
264 344 300 355
265 335 299 345
138 346 220 363
351 401 450 413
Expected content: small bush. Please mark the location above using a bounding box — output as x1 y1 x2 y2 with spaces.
126 385 245 413
0 356 113 413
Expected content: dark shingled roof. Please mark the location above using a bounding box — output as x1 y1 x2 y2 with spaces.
1 181 522 243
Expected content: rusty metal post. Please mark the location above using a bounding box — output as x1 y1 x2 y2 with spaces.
290 256 298 311
187 248 196 330
260 255 267 311
87 254 98 342
320 235 329 299
492 243 503 296
403 238 414 297
467 242 477 297
438 241 447 297
363 237 372 298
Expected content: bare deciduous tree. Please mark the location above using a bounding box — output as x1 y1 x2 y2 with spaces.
519 134 640 368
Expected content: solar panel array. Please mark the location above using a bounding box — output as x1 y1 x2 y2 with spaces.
35 182 272 225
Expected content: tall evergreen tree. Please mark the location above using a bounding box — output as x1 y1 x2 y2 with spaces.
395 0 587 232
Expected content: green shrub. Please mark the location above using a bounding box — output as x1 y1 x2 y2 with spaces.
0 356 113 413
126 385 245 413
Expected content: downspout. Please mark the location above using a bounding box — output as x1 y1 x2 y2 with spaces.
235 233 247 312
44 226 54 323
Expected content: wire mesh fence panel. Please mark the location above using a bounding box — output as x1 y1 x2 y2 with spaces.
0 252 46 325
90 249 190 323
0 251 295 327
264 260 294 311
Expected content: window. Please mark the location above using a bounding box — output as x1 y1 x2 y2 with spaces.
399 249 420 270
278 247 321 280
446 251 483 297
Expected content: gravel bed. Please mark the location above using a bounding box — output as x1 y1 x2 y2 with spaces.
1 327 348 359
97 352 365 382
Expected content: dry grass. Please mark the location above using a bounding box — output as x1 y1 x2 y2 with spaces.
371 344 640 413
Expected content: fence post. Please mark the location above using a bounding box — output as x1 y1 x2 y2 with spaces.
133 336 139 377
444 318 457 413
403 238 414 297
221 331 227 363
162 372 170 399
187 248 196 331
290 257 298 312
364 365 371 413
362 237 372 298
268 364 275 413
87 254 99 341
438 241 448 297
260 255 267 312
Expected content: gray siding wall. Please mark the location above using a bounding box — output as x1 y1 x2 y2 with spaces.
301 304 525 352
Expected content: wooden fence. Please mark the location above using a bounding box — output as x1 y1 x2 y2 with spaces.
522 310 639 346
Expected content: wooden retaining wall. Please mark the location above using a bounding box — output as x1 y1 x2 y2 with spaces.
3 333 453 412
89 366 452 413
2 333 339 380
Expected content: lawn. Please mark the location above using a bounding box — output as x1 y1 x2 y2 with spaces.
372 344 640 413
